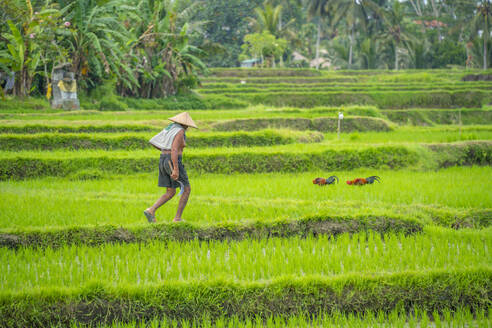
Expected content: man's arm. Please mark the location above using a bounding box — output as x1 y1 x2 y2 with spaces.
170 130 185 180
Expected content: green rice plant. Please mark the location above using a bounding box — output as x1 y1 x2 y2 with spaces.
209 68 323 77
0 130 324 151
1 105 489 125
0 268 490 327
201 81 492 89
67 307 491 327
329 126 492 144
0 143 422 179
229 90 490 109
211 116 393 132
0 167 489 229
0 214 423 249
0 124 157 134
0 228 490 291
383 109 492 126
199 84 492 94
1 141 490 180
192 76 360 84
119 94 249 110
0 96 51 111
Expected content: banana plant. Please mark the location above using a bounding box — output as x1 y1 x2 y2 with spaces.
0 0 61 97
122 0 208 97
62 0 138 89
367 0 418 70
0 20 40 97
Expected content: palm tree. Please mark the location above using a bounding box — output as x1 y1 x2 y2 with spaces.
249 3 283 35
248 2 296 39
332 0 371 68
369 0 416 70
248 2 297 67
472 0 492 69
123 0 207 97
305 0 336 69
359 38 379 69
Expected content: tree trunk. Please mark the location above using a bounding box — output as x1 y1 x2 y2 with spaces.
408 0 422 16
315 20 321 69
19 68 28 97
484 21 488 70
395 45 399 70
13 72 21 97
484 35 488 70
348 25 354 68
279 10 282 31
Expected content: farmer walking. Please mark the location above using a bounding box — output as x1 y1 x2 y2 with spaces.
144 112 198 223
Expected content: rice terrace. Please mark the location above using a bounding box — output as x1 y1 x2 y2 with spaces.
1 0 492 327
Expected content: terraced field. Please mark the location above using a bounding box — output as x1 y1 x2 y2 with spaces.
0 69 491 327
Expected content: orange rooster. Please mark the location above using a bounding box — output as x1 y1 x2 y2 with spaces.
346 176 381 185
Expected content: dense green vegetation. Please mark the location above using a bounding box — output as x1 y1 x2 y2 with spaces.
1 67 490 327
2 0 492 102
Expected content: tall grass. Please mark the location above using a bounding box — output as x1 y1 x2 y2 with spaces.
0 228 489 291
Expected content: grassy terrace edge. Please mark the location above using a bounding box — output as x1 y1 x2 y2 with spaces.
0 130 325 151
0 141 490 179
227 90 491 109
0 215 423 249
0 268 489 328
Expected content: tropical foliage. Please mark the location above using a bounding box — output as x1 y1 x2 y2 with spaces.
0 0 208 98
0 0 491 98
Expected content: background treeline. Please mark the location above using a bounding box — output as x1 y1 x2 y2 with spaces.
1 0 491 99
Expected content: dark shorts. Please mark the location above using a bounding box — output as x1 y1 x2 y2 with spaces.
158 154 190 188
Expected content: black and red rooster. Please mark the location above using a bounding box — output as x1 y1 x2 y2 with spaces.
346 176 381 185
312 176 339 186
313 175 381 186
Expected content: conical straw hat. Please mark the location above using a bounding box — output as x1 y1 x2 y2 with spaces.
168 112 198 129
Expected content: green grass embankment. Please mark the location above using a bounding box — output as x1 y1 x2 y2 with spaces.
0 141 490 180
0 94 249 111
200 83 492 93
208 68 323 77
211 116 393 132
227 90 490 108
2 106 491 127
0 268 489 328
0 130 324 151
0 124 158 134
382 108 492 125
0 215 422 249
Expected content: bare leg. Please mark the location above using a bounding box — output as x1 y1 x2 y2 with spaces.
146 188 176 217
173 186 191 222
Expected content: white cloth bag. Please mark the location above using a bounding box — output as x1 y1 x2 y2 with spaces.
149 123 184 150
